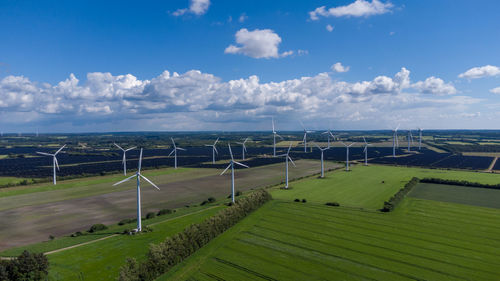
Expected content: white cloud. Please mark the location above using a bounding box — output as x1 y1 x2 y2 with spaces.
458 65 500 79
331 62 350 73
412 77 457 95
297 49 309 56
239 13 248 23
310 0 393 20
225 28 291 59
326 24 334 32
173 0 210 16
490 87 500 94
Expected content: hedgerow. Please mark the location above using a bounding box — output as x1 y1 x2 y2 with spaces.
420 178 500 190
381 177 419 212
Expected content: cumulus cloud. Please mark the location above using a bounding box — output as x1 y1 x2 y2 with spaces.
412 77 457 95
173 0 210 16
0 67 477 130
331 62 350 73
239 13 248 23
326 24 334 32
224 28 292 59
490 87 500 94
310 0 393 20
458 65 500 79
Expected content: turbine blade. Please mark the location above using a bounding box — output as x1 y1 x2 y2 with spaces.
314 142 321 149
272 117 275 132
113 174 136 186
348 142 355 147
288 156 296 167
36 152 53 156
125 146 137 152
228 143 234 160
138 148 143 173
363 136 367 144
171 138 176 148
214 146 219 154
214 137 219 145
276 134 284 140
140 175 160 190
54 157 60 171
287 142 292 154
276 154 287 157
114 143 124 151
220 163 232 175
234 161 249 168
168 149 175 156
55 144 66 155
177 147 187 151
340 141 347 147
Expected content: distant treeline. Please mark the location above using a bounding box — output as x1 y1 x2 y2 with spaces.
420 178 500 190
381 177 419 212
118 189 272 281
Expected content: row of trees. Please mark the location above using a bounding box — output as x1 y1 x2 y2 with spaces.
381 177 419 212
420 178 500 189
0 250 49 281
118 189 272 281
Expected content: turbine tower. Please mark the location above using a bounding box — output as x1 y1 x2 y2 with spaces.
362 137 372 166
220 144 249 202
37 144 66 185
169 138 186 169
236 137 249 160
418 127 423 150
300 121 314 152
204 137 219 164
392 124 400 158
114 143 137 175
272 117 283 157
113 148 160 232
341 142 355 171
277 142 296 188
314 143 329 178
407 130 414 152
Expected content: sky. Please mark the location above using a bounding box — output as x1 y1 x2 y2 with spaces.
0 0 500 133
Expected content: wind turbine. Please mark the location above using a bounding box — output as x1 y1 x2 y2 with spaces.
322 129 335 148
362 137 372 166
114 143 137 175
418 127 423 150
272 117 283 157
113 148 160 232
220 144 249 203
392 124 400 158
37 144 66 185
204 137 219 164
300 121 314 152
277 142 296 188
236 137 249 160
407 130 414 152
341 142 355 171
169 138 186 169
314 143 329 178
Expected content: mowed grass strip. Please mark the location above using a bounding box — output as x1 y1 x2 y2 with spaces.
47 205 224 281
162 199 500 281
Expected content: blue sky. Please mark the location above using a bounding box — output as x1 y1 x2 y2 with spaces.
0 0 499 132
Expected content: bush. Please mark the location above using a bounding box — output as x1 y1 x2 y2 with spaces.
294 198 300 202
88 223 108 233
302 199 307 203
0 250 49 281
200 200 209 206
119 189 272 280
208 197 216 203
381 177 419 212
325 202 340 207
119 218 136 225
146 212 156 220
49 235 55 240
235 191 243 196
157 209 172 216
71 231 84 237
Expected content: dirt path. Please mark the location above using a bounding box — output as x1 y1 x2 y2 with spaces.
487 157 498 172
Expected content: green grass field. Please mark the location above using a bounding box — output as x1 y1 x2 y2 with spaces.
0 176 33 186
158 165 500 281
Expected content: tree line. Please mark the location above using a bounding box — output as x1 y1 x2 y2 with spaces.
381 177 419 212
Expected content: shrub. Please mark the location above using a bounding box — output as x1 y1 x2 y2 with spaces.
88 224 108 233
207 197 216 203
235 191 243 196
200 200 209 206
302 199 307 203
294 198 300 202
325 202 340 207
0 250 49 281
119 218 136 225
146 212 156 219
157 209 172 216
381 177 419 212
71 231 83 237
49 235 55 240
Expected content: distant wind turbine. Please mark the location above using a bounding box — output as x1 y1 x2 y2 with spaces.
407 130 414 152
300 121 314 152
418 127 423 150
236 137 250 160
272 117 283 157
277 142 296 188
362 137 372 166
392 124 400 158
113 148 160 232
114 143 137 175
37 144 66 185
322 129 335 148
169 138 186 169
341 142 355 171
204 137 219 164
314 143 329 178
220 144 249 203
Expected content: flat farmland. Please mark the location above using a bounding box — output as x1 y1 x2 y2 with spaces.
0 159 326 251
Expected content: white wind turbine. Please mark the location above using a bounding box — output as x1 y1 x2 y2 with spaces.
272 117 283 157
322 129 336 148
204 137 219 164
114 143 137 175
314 143 329 178
236 137 250 160
113 148 160 232
418 127 423 150
407 130 414 152
37 144 66 185
392 124 400 158
169 138 186 169
220 144 249 203
277 142 296 189
362 137 372 166
300 121 314 152
341 141 355 171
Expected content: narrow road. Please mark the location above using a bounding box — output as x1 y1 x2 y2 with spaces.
487 157 498 172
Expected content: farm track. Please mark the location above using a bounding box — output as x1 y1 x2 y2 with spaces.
487 156 498 172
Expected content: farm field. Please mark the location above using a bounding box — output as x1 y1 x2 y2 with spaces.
0 159 328 251
161 198 500 281
409 182 500 209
